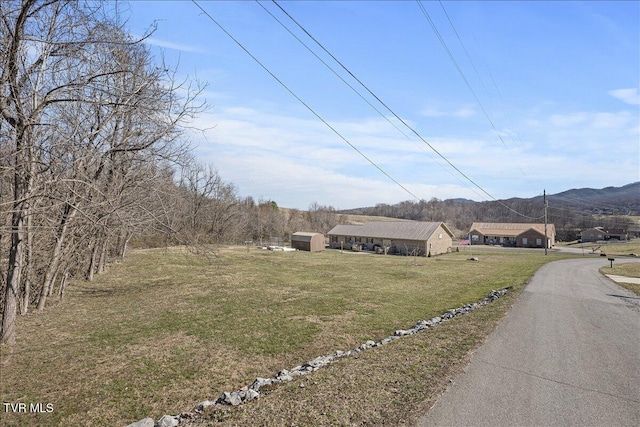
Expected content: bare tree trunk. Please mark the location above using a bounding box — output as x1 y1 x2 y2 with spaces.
1 147 31 343
1 125 34 344
20 213 33 315
0 0 34 346
86 242 98 282
47 268 59 298
97 236 108 274
58 268 69 300
37 204 76 310
117 231 132 260
1 211 24 346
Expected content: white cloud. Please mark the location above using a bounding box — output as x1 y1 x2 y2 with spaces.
549 112 589 128
518 109 639 188
188 107 494 207
420 108 447 118
419 105 476 118
143 37 206 53
591 111 635 129
608 88 640 105
186 101 639 209
454 106 477 118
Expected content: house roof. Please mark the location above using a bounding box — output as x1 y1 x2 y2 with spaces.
604 228 626 235
469 222 555 237
291 232 323 242
328 221 453 241
582 227 627 234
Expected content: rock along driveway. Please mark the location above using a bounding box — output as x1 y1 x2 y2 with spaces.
417 257 640 427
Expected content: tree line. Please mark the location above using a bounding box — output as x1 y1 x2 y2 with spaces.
0 0 196 345
1 1 346 346
341 196 636 242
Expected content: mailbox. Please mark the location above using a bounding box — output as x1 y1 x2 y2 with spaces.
608 258 615 268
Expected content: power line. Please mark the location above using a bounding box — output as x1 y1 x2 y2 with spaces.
255 0 486 202
271 0 539 220
270 1 490 198
437 0 491 98
421 1 552 197
254 0 413 143
416 0 507 148
191 0 421 201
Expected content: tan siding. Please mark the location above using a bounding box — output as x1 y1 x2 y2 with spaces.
327 221 453 255
426 225 453 255
291 232 325 252
469 222 555 247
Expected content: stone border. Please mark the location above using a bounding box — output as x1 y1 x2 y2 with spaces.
126 288 509 427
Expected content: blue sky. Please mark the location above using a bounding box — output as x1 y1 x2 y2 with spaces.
124 1 639 210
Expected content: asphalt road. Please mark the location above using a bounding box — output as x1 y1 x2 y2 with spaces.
417 257 640 427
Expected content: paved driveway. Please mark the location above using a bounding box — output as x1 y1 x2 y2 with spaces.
417 257 640 427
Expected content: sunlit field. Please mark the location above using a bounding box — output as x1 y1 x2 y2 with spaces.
1 247 572 426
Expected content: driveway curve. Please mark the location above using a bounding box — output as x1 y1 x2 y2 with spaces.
417 257 640 427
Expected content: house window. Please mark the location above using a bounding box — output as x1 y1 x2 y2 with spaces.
438 233 442 239
522 238 528 245
536 238 542 246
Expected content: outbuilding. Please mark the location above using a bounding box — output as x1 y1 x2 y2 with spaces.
291 232 325 252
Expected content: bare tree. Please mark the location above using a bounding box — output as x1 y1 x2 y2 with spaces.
307 202 341 234
0 0 205 344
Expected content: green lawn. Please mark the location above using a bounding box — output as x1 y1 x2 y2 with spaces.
0 246 568 426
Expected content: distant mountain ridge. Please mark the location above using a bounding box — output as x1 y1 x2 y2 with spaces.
342 182 639 216
511 182 640 215
337 182 639 240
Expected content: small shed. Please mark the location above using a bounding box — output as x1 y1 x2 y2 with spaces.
291 232 325 252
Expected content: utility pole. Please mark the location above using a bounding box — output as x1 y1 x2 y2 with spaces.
544 190 548 256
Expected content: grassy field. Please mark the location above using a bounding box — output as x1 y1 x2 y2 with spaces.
561 239 640 256
1 247 572 426
599 261 640 295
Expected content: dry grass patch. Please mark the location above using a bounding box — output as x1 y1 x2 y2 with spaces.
565 240 640 256
193 292 519 426
600 261 640 295
1 246 569 426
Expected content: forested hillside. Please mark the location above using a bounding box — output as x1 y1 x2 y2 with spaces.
339 182 640 240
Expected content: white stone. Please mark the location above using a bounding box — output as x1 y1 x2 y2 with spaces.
125 418 154 427
158 415 179 427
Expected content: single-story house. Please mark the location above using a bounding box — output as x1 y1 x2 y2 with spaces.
291 232 325 252
468 222 556 248
327 221 454 256
628 227 640 239
580 227 628 242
